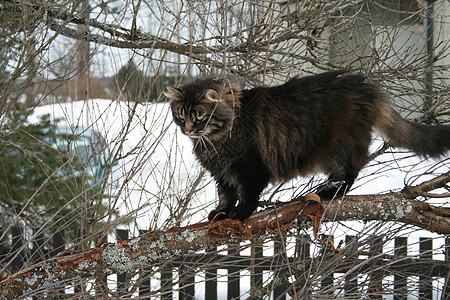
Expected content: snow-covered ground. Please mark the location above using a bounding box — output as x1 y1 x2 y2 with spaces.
31 99 211 230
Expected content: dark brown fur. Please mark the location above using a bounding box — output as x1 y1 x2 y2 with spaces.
165 71 450 221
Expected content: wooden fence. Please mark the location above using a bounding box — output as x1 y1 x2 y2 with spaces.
1 226 449 299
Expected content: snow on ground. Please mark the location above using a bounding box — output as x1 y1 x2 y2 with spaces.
31 99 449 239
31 99 217 231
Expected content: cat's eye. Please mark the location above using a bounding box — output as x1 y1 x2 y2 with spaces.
197 114 205 121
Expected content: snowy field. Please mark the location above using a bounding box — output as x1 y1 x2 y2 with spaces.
30 99 449 299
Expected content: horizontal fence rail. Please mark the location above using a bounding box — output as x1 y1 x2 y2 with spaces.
0 226 449 299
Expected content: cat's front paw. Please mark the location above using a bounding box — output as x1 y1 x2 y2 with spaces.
228 208 250 222
208 209 229 221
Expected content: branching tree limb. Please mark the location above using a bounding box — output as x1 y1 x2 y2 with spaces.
1 0 314 62
324 194 450 235
0 194 321 299
324 172 450 234
1 172 450 298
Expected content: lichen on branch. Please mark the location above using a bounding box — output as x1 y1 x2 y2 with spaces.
1 172 450 298
0 194 321 298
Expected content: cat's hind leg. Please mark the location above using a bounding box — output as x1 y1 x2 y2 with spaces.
317 132 371 199
317 150 370 199
316 172 356 199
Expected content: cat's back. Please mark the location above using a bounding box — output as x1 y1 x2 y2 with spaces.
240 70 377 112
235 71 381 180
271 70 369 98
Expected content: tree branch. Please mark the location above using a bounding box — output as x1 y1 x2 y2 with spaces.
2 0 312 59
323 172 450 234
2 176 450 298
0 194 322 298
323 193 450 234
401 171 450 198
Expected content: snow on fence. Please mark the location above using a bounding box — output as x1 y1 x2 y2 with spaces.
1 226 449 299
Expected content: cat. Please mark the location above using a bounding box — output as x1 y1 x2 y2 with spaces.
164 71 450 221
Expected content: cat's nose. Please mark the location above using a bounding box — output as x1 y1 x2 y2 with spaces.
185 119 194 133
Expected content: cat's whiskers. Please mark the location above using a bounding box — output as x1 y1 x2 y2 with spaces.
192 134 212 157
202 135 219 156
189 123 219 157
191 134 205 152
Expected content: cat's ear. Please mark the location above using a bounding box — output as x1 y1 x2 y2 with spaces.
163 87 183 101
224 83 241 95
204 89 219 102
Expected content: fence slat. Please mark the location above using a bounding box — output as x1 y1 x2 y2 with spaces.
179 264 195 300
139 230 151 300
0 227 5 262
320 235 334 293
368 235 383 299
161 264 173 300
11 225 24 272
205 250 218 300
443 237 450 300
419 237 433 299
227 244 240 300
273 238 287 300
51 228 65 257
393 237 408 300
51 229 66 297
295 234 310 260
291 234 310 296
344 235 358 297
31 228 46 263
117 229 129 296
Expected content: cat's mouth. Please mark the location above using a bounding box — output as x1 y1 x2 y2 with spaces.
183 130 203 138
186 132 200 138
183 126 212 138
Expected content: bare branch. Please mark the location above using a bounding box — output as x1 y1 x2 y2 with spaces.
0 194 322 298
401 171 450 198
323 194 450 235
2 178 450 298
1 0 312 60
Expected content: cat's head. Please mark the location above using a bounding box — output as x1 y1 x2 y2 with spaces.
164 77 241 140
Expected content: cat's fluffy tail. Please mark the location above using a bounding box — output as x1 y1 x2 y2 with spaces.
375 98 450 158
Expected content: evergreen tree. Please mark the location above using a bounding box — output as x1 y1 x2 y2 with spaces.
115 60 151 101
115 61 185 101
0 111 113 236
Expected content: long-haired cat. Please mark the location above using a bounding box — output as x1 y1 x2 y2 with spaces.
164 71 450 221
